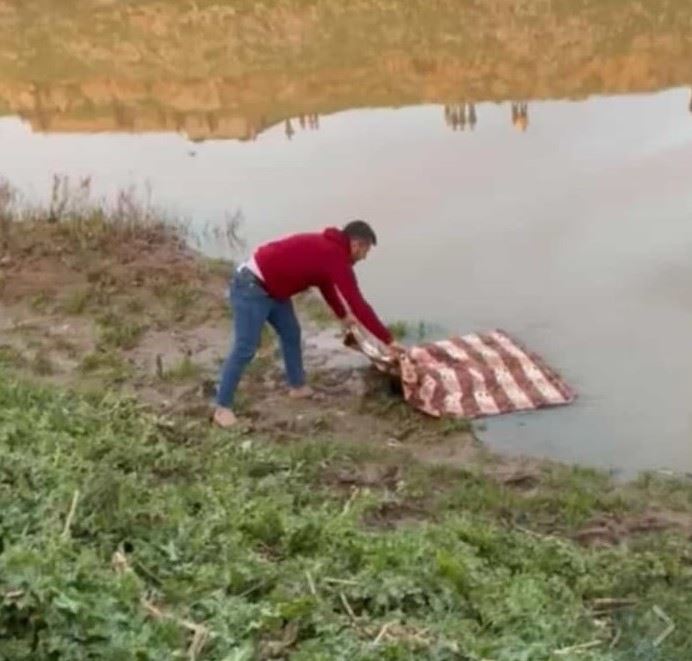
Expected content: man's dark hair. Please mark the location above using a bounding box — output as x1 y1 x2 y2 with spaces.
343 220 377 246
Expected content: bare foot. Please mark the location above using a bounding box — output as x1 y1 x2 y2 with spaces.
212 407 238 428
288 385 314 399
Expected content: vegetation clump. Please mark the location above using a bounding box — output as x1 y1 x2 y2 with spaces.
1 376 691 659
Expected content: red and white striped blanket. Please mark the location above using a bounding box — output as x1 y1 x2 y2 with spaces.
345 328 575 419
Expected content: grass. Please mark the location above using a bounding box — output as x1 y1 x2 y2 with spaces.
388 321 409 341
203 257 234 279
96 313 146 351
61 287 93 315
0 175 183 255
0 344 27 369
79 350 132 383
30 349 54 376
632 472 692 512
166 285 199 323
162 354 203 383
1 375 692 659
49 334 79 359
388 321 430 342
439 417 472 436
151 282 226 327
29 292 52 314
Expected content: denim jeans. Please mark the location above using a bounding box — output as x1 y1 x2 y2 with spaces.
216 269 305 408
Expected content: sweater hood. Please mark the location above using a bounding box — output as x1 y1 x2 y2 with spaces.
323 227 350 254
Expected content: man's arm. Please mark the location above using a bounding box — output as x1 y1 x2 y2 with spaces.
332 266 393 345
318 282 347 319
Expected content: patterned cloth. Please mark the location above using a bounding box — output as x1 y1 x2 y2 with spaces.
345 328 575 419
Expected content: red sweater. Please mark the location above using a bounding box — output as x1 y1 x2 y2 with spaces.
254 228 393 344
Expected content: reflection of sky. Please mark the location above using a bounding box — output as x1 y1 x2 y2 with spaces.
2 87 692 475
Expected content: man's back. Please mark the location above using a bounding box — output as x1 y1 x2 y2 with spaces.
254 226 392 344
255 228 349 300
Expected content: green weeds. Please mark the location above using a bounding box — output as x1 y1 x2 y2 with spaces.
0 175 183 258
154 284 200 322
203 257 234 278
29 291 52 314
161 354 203 383
61 287 93 315
388 320 409 341
96 313 146 351
0 344 27 369
1 376 691 659
388 320 430 342
30 349 54 376
79 350 132 383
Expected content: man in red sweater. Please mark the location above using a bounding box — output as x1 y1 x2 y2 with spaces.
214 220 400 428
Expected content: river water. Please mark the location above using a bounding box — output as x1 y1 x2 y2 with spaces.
2 3 692 476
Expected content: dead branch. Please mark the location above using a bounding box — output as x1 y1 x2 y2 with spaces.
61 489 80 539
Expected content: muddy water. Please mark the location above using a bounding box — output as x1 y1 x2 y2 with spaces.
2 1 692 476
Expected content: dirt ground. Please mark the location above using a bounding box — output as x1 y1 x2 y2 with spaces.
0 221 479 460
2 221 691 545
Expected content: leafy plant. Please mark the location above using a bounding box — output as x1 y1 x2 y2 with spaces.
1 376 691 659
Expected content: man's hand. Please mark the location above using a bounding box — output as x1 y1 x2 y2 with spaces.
387 341 407 358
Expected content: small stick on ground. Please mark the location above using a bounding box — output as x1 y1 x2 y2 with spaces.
590 597 638 610
142 597 210 660
305 570 317 597
323 577 360 586
340 592 358 625
342 487 360 515
653 605 675 647
113 549 211 660
61 489 80 539
554 640 603 656
373 621 394 645
512 523 565 545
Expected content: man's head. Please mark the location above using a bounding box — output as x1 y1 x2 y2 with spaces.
343 220 377 263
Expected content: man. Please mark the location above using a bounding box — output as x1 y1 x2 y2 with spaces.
213 220 402 428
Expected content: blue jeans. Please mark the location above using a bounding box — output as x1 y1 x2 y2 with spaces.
216 269 305 408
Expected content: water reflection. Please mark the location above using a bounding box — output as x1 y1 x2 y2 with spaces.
443 102 530 132
444 104 476 131
9 86 692 142
511 102 529 132
6 67 692 142
284 114 320 140
444 102 530 133
284 118 294 140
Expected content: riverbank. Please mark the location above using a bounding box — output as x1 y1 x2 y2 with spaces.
1 183 692 658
